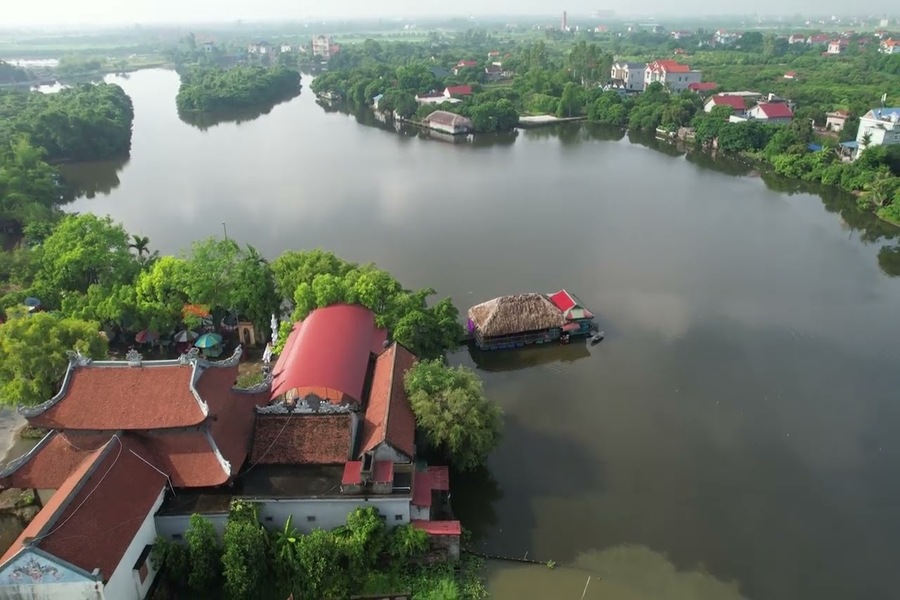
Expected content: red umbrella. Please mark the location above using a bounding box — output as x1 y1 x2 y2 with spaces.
135 330 159 344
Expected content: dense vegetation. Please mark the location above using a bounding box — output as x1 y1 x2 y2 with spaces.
153 502 486 600
0 61 30 85
176 65 301 113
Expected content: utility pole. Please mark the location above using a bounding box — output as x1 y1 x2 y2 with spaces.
222 221 228 241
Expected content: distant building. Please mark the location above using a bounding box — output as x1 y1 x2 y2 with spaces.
561 10 568 32
423 111 473 135
688 82 718 93
200 41 215 53
714 30 740 45
825 110 850 132
783 70 798 80
248 41 271 54
452 60 478 76
312 35 339 59
444 85 473 98
880 38 899 54
704 94 747 116
788 34 806 44
855 107 900 154
807 33 830 45
280 43 293 53
644 59 702 92
746 102 794 124
610 61 646 91
671 30 693 40
416 91 455 105
372 94 384 110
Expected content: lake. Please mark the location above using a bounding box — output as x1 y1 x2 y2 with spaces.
38 68 900 598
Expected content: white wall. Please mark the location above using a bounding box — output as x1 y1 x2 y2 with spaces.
155 513 228 541
370 444 409 465
103 489 164 600
256 497 411 533
0 582 102 599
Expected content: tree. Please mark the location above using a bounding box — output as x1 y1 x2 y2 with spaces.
469 99 519 133
221 500 270 600
388 524 428 560
404 359 503 471
34 214 138 307
556 82 584 118
0 312 107 406
128 234 152 264
186 514 220 593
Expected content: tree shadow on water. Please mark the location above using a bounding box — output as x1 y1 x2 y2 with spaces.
58 156 130 200
178 89 302 131
467 339 591 373
452 412 605 559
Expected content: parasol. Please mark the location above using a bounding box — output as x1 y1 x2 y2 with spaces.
194 333 223 349
174 330 199 343
135 330 159 344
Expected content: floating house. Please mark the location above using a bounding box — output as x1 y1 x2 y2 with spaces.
467 291 595 350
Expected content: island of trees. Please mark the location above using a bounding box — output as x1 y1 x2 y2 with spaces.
176 65 302 114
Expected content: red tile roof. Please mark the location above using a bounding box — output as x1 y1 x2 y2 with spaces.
270 305 387 405
201 365 265 479
359 344 417 460
784 70 797 77
445 85 473 96
1 436 166 581
688 82 718 91
708 95 747 111
250 414 353 465
427 466 450 491
756 102 793 118
411 520 461 536
456 60 477 67
342 461 363 485
0 432 107 490
372 460 394 483
412 470 432 507
650 59 690 73
28 363 206 430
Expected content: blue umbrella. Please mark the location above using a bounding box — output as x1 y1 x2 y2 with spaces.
194 333 223 349
24 297 41 311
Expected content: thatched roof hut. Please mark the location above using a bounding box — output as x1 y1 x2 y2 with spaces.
468 294 566 338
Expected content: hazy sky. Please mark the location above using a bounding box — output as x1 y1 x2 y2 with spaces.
1 0 892 26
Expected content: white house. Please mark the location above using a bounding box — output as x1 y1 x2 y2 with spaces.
825 110 850 132
704 94 748 116
826 40 843 54
856 107 900 154
746 102 794 124
788 34 806 44
714 30 740 45
644 60 702 92
880 39 899 54
610 62 647 91
280 43 293 53
248 41 271 54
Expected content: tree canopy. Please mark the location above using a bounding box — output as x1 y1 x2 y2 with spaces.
0 312 107 406
404 359 503 471
176 65 301 113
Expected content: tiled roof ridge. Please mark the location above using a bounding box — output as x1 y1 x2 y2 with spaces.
0 430 57 480
379 344 398 448
203 425 232 479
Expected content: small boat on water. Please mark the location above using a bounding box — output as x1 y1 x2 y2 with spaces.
590 331 605 345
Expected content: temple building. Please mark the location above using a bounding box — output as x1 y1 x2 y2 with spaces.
0 304 457 600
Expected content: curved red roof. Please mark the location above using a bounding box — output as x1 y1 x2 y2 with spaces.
271 304 387 405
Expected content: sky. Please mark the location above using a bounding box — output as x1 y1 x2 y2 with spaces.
1 0 894 26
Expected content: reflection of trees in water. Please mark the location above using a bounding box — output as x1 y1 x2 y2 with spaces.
58 157 130 200
628 130 685 157
878 245 900 277
685 150 754 178
522 123 625 145
178 89 302 131
469 340 591 373
450 466 502 546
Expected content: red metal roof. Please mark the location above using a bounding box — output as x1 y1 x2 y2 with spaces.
412 470 432 507
411 520 462 536
270 305 386 405
250 414 353 465
688 82 718 91
359 343 417 460
708 95 747 111
28 363 206 430
427 465 450 491
445 85 473 96
342 461 363 485
756 102 794 118
1 436 166 581
650 59 690 73
372 460 394 483
549 290 576 312
456 60 477 67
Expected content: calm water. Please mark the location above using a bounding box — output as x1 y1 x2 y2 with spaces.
55 69 900 599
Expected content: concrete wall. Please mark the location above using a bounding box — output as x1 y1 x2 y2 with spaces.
103 488 165 600
155 513 228 541
256 497 411 533
0 550 100 600
370 444 409 465
0 582 102 599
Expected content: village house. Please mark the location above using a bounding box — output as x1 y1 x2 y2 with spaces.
0 304 460 599
826 39 849 54
444 85 473 99
704 94 748 116
880 38 899 54
452 60 478 76
594 25 608 33
671 30 693 40
484 65 505 81
644 59 702 93
248 41 271 55
783 70 798 80
825 109 851 132
745 102 794 124
487 50 500 59
855 107 900 154
610 62 646 92
312 35 339 59
422 111 473 135
788 33 806 44
714 30 740 45
807 33 831 45
280 43 293 54
688 82 718 94
416 91 458 105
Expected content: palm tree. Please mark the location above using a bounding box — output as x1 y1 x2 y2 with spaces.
128 234 151 263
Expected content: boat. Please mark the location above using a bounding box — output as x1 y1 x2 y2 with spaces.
590 331 605 345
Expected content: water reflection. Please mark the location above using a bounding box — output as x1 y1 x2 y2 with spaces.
468 341 591 373
877 245 900 276
178 89 302 131
58 157 129 199
684 150 755 178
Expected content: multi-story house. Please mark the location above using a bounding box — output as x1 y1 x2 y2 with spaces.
610 62 647 92
644 60 702 92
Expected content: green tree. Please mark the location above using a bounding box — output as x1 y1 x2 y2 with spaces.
34 214 138 307
404 360 503 471
186 514 221 593
128 234 152 264
388 524 429 560
222 500 270 600
556 82 584 118
0 312 107 406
